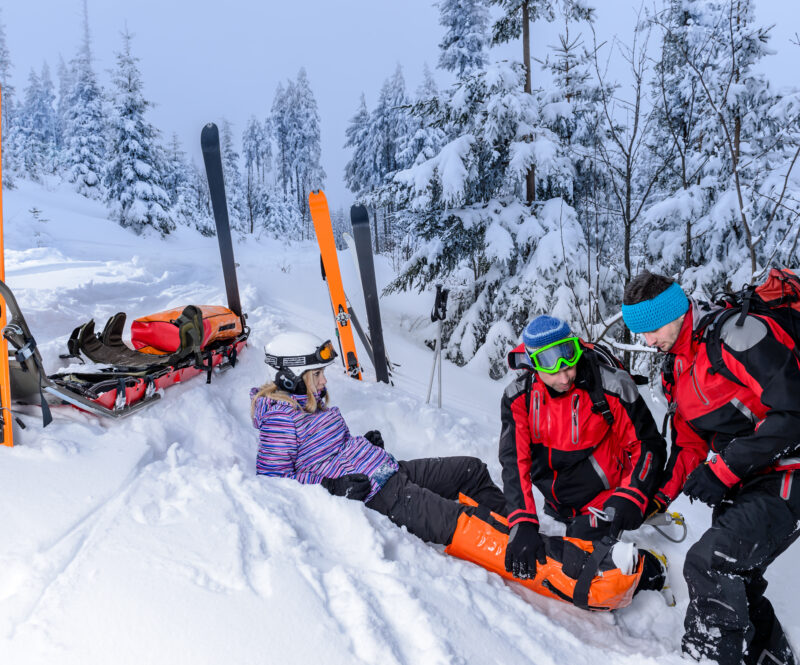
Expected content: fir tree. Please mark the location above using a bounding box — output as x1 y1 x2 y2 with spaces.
162 133 187 206
344 93 373 195
288 68 325 229
105 29 174 235
271 81 292 198
270 70 325 233
261 191 303 239
391 65 449 264
438 0 491 79
242 116 273 234
55 55 74 155
220 118 246 231
356 65 414 250
540 9 614 334
19 64 58 179
186 161 215 236
647 0 800 290
489 0 593 204
406 64 448 167
63 1 106 199
162 133 211 234
0 9 18 185
388 61 577 375
644 0 722 289
242 116 271 186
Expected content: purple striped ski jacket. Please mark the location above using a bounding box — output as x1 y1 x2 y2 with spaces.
251 388 398 501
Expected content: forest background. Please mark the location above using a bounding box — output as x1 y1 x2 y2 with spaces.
2 0 799 378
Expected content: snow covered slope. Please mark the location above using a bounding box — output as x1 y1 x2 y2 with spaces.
1 181 796 664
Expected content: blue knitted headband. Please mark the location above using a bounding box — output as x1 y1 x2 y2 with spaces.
621 282 689 333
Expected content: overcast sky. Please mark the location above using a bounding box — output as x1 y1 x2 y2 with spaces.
3 1 798 209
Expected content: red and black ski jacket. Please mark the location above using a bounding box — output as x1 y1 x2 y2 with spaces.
657 300 800 503
500 344 666 529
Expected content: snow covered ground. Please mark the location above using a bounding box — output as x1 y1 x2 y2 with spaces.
0 180 797 664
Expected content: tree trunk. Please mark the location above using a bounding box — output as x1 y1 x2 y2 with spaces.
522 1 536 205
372 206 380 254
384 204 390 250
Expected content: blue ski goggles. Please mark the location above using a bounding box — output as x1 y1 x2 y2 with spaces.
525 337 583 373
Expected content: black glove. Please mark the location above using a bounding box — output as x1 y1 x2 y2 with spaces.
363 430 384 449
320 473 371 501
603 494 645 537
683 463 728 507
504 522 547 580
645 491 669 519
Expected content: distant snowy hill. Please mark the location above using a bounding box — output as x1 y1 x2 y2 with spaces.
1 181 797 664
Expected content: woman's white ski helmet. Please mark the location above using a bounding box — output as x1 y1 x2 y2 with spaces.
264 332 337 373
264 332 337 393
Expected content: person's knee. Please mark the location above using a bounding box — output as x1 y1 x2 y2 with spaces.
684 530 751 629
684 526 758 582
462 456 489 471
683 534 715 585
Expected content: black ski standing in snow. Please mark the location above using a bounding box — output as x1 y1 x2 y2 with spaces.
350 206 389 384
201 123 243 322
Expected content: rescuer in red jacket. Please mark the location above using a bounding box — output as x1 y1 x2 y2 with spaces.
500 315 667 581
622 271 800 665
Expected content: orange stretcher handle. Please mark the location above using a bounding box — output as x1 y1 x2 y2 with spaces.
0 84 15 446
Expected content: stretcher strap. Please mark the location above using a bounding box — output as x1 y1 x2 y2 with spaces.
572 535 615 609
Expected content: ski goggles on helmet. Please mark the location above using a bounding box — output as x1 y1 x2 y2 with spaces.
264 339 338 369
526 337 583 373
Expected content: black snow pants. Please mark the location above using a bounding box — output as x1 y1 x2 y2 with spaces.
365 456 506 545
682 471 800 665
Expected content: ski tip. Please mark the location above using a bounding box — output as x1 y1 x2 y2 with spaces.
308 190 328 210
200 123 220 152
350 205 369 224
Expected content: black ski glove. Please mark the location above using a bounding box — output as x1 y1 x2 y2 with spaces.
645 491 670 519
683 463 728 507
320 473 371 501
363 430 384 449
504 522 547 580
603 494 645 537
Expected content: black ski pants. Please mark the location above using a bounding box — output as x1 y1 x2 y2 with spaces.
682 471 800 665
366 456 506 545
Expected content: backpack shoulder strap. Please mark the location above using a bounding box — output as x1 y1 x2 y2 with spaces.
524 371 533 413
698 308 745 386
582 348 615 426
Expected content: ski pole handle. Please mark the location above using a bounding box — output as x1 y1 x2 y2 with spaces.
431 285 449 322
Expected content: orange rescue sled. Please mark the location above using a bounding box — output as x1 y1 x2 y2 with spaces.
446 499 646 611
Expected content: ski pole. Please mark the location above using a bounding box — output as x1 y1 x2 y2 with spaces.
426 285 449 407
437 327 442 408
426 321 441 406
